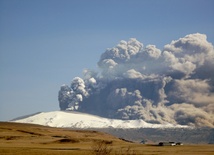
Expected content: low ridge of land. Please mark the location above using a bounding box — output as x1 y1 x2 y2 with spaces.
0 122 213 155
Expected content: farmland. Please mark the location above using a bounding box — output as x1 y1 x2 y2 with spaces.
0 122 213 155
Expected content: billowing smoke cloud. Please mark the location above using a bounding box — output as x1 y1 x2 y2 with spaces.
58 33 214 127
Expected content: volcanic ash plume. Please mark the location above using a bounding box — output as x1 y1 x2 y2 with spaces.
58 33 214 127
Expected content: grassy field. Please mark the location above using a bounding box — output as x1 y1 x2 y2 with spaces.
0 122 213 155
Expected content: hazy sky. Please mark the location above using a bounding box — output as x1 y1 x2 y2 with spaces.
0 0 214 121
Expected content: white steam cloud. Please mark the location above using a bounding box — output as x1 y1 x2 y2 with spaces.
58 33 214 127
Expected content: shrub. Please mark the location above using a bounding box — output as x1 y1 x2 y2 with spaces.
90 140 113 155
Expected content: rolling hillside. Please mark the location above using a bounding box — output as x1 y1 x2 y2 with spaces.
0 122 214 155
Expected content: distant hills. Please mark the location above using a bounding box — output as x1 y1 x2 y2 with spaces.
11 111 214 144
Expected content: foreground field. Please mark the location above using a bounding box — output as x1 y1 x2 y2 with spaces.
0 122 213 155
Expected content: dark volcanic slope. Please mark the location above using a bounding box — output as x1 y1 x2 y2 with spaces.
94 128 214 144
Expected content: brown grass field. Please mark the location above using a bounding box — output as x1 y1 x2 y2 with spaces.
0 122 213 155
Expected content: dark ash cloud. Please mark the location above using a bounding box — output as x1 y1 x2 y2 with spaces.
59 33 214 127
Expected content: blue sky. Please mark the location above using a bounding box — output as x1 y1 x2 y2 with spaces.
0 0 214 121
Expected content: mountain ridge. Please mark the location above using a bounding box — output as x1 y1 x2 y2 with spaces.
12 110 189 129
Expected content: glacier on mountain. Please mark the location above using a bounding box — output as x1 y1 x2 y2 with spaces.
12 111 189 128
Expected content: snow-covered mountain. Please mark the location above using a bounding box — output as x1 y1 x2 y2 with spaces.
12 111 189 128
